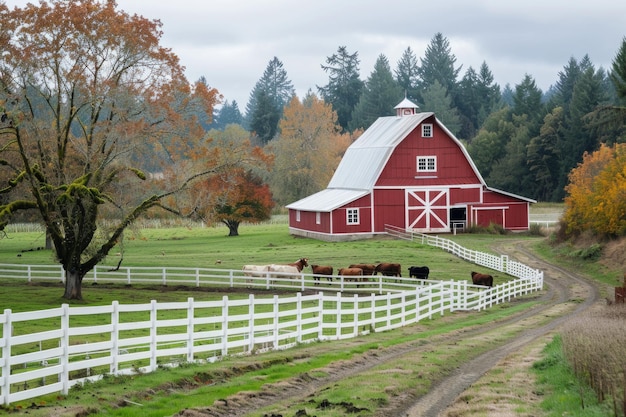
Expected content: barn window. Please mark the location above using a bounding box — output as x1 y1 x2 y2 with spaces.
346 208 359 225
422 124 433 137
417 156 437 172
316 212 321 224
296 210 301 222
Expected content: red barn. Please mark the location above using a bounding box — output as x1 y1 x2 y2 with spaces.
286 99 535 241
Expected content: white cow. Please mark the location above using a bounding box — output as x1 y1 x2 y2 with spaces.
268 264 301 280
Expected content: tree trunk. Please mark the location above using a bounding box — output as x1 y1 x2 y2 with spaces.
63 269 84 300
226 220 240 236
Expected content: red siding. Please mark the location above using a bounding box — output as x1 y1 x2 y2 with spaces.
376 117 481 188
331 195 372 234
373 189 405 232
450 187 481 205
289 210 331 233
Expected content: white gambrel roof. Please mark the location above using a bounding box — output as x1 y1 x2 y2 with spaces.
327 113 434 190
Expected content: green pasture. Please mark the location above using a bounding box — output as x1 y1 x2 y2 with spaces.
0 222 517 309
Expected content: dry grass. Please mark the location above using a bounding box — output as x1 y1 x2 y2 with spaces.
560 303 626 416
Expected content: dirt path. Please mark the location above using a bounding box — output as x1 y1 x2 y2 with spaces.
402 239 600 417
176 239 601 417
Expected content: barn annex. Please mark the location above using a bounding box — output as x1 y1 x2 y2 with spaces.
286 99 536 242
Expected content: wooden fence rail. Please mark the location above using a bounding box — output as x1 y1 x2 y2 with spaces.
0 234 543 406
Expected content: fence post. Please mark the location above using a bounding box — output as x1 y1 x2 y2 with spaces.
110 301 119 375
248 294 255 352
162 268 167 286
370 293 376 332
126 268 131 285
1 309 12 405
221 296 229 356
195 269 200 287
186 298 194 363
150 300 157 372
353 293 359 336
317 291 324 341
296 292 303 343
272 295 279 349
335 292 342 339
60 304 70 395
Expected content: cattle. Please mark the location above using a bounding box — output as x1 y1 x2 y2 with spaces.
242 264 270 277
288 258 309 272
338 267 365 285
375 263 402 277
310 265 333 284
269 264 301 280
348 263 377 276
408 266 430 279
242 264 270 285
471 271 494 287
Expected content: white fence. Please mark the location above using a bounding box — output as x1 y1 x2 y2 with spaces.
0 234 543 406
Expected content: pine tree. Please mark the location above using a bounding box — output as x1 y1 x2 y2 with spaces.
317 46 364 132
421 80 461 136
245 57 294 132
394 46 421 102
349 54 403 131
418 33 462 99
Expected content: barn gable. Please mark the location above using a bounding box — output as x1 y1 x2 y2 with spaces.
287 99 535 241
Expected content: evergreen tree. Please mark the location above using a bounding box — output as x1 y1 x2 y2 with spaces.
467 107 515 179
418 33 462 100
394 46 421 102
527 107 566 201
349 54 403 131
245 56 294 131
213 100 244 130
317 46 364 132
250 89 280 144
610 37 626 101
501 84 515 107
512 74 544 138
421 80 461 136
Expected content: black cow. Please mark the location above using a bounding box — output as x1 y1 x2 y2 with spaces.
408 266 429 279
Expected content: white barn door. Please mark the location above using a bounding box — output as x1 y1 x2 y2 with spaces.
406 189 449 233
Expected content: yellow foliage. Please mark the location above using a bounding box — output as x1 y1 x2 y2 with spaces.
563 143 626 236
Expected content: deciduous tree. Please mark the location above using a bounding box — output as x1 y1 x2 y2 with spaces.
0 1 220 300
268 94 350 205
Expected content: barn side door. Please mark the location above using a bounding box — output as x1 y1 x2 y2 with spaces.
406 189 449 233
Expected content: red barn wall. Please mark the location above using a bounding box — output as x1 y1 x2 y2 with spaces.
376 117 481 188
372 189 405 232
289 210 331 234
330 195 372 234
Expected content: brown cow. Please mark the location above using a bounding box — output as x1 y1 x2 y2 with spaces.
338 267 364 285
310 264 333 285
471 271 493 287
288 258 309 272
375 263 402 277
348 263 376 276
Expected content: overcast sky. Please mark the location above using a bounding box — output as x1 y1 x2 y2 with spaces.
7 1 626 109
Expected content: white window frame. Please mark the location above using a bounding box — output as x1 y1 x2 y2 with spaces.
296 210 301 222
316 212 321 225
346 208 359 225
422 123 433 138
417 156 437 172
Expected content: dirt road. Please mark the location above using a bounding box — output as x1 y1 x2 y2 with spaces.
177 239 600 417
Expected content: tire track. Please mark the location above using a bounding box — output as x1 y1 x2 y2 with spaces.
400 239 600 417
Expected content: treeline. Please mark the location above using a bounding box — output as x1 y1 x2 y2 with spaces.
203 33 626 204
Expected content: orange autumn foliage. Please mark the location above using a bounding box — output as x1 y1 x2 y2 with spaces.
563 143 626 236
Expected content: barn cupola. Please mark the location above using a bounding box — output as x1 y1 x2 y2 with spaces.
394 97 420 117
